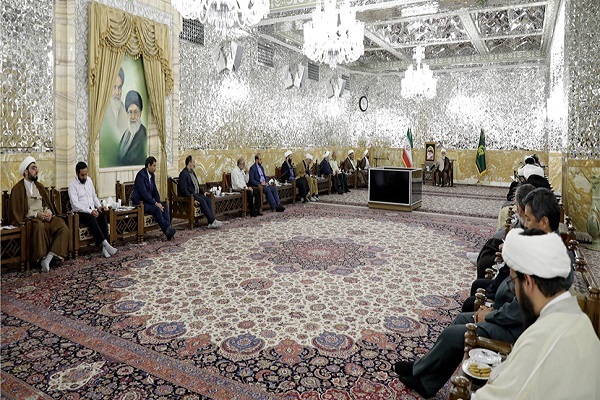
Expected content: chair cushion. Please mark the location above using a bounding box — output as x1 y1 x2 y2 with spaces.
144 215 157 227
78 225 111 241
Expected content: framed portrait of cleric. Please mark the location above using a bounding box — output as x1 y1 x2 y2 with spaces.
99 54 149 169
425 142 436 163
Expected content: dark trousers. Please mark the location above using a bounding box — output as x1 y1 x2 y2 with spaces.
246 187 261 212
296 177 310 200
461 278 493 312
261 185 281 209
77 211 109 246
328 174 342 193
143 202 171 232
413 311 517 395
193 193 215 224
337 173 349 191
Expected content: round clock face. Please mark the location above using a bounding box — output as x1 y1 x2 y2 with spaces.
359 96 368 112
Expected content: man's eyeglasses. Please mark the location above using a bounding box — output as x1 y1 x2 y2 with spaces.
506 276 516 293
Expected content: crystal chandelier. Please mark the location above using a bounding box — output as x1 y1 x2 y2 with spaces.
401 45 437 99
303 0 364 69
172 0 269 34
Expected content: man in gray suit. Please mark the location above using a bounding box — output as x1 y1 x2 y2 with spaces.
394 187 564 398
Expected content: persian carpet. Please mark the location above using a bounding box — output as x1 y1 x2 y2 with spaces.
318 184 507 219
2 204 497 399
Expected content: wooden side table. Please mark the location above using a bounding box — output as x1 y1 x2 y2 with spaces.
1 225 28 271
110 206 144 244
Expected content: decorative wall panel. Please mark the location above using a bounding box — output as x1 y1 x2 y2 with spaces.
1 0 54 152
566 0 600 160
546 0 566 153
180 31 547 153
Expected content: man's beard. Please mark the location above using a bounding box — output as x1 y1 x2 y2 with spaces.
129 119 141 135
29 175 38 182
518 284 538 329
111 97 122 116
78 177 87 184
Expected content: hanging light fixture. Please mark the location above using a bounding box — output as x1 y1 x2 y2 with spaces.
401 45 437 99
172 0 269 35
303 0 365 69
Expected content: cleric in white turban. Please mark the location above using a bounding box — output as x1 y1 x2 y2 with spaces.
9 156 70 272
473 227 599 400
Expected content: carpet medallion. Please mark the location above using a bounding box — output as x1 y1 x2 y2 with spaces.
2 205 496 399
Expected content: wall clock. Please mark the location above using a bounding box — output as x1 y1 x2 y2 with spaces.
359 96 368 112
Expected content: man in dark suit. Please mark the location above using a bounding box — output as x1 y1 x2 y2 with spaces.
282 150 309 202
133 156 175 240
178 155 222 229
249 153 285 212
320 151 342 194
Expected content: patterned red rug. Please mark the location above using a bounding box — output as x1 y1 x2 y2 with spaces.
2 205 497 399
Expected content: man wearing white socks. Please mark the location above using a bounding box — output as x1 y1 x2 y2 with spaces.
68 162 118 258
9 156 70 272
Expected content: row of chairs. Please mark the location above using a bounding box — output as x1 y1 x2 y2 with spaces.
448 216 600 399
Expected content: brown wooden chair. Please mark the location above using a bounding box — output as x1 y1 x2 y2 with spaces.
1 190 29 271
167 176 206 229
50 187 114 258
115 180 160 235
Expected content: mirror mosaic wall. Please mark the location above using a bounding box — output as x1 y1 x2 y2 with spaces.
1 0 54 153
180 32 548 153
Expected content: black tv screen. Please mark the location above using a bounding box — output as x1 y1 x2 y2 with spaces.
369 168 411 204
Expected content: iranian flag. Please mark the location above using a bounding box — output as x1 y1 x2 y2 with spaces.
402 128 413 168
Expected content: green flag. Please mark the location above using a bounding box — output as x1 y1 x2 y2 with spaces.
475 129 487 175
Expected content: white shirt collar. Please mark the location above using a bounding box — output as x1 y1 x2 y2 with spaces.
540 291 571 315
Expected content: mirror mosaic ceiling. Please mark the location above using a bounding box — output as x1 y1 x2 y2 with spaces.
258 0 558 72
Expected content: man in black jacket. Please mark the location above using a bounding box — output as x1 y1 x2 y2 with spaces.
320 151 342 194
133 156 175 240
178 155 222 229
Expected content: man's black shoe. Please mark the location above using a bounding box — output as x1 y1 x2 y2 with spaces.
397 375 434 399
345 189 351 193
165 227 176 240
275 204 285 212
394 361 414 377
250 211 257 217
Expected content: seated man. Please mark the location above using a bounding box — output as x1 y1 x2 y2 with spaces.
231 157 262 217
178 155 222 229
467 183 535 272
434 149 451 186
9 156 70 272
296 154 319 203
133 156 176 240
463 184 548 311
281 150 309 202
394 187 568 398
330 151 349 193
342 149 366 186
68 161 117 258
249 153 285 212
473 228 600 399
296 154 318 202
320 151 342 195
357 149 370 183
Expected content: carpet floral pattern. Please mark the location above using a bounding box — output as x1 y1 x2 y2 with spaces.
2 205 497 399
318 185 507 219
